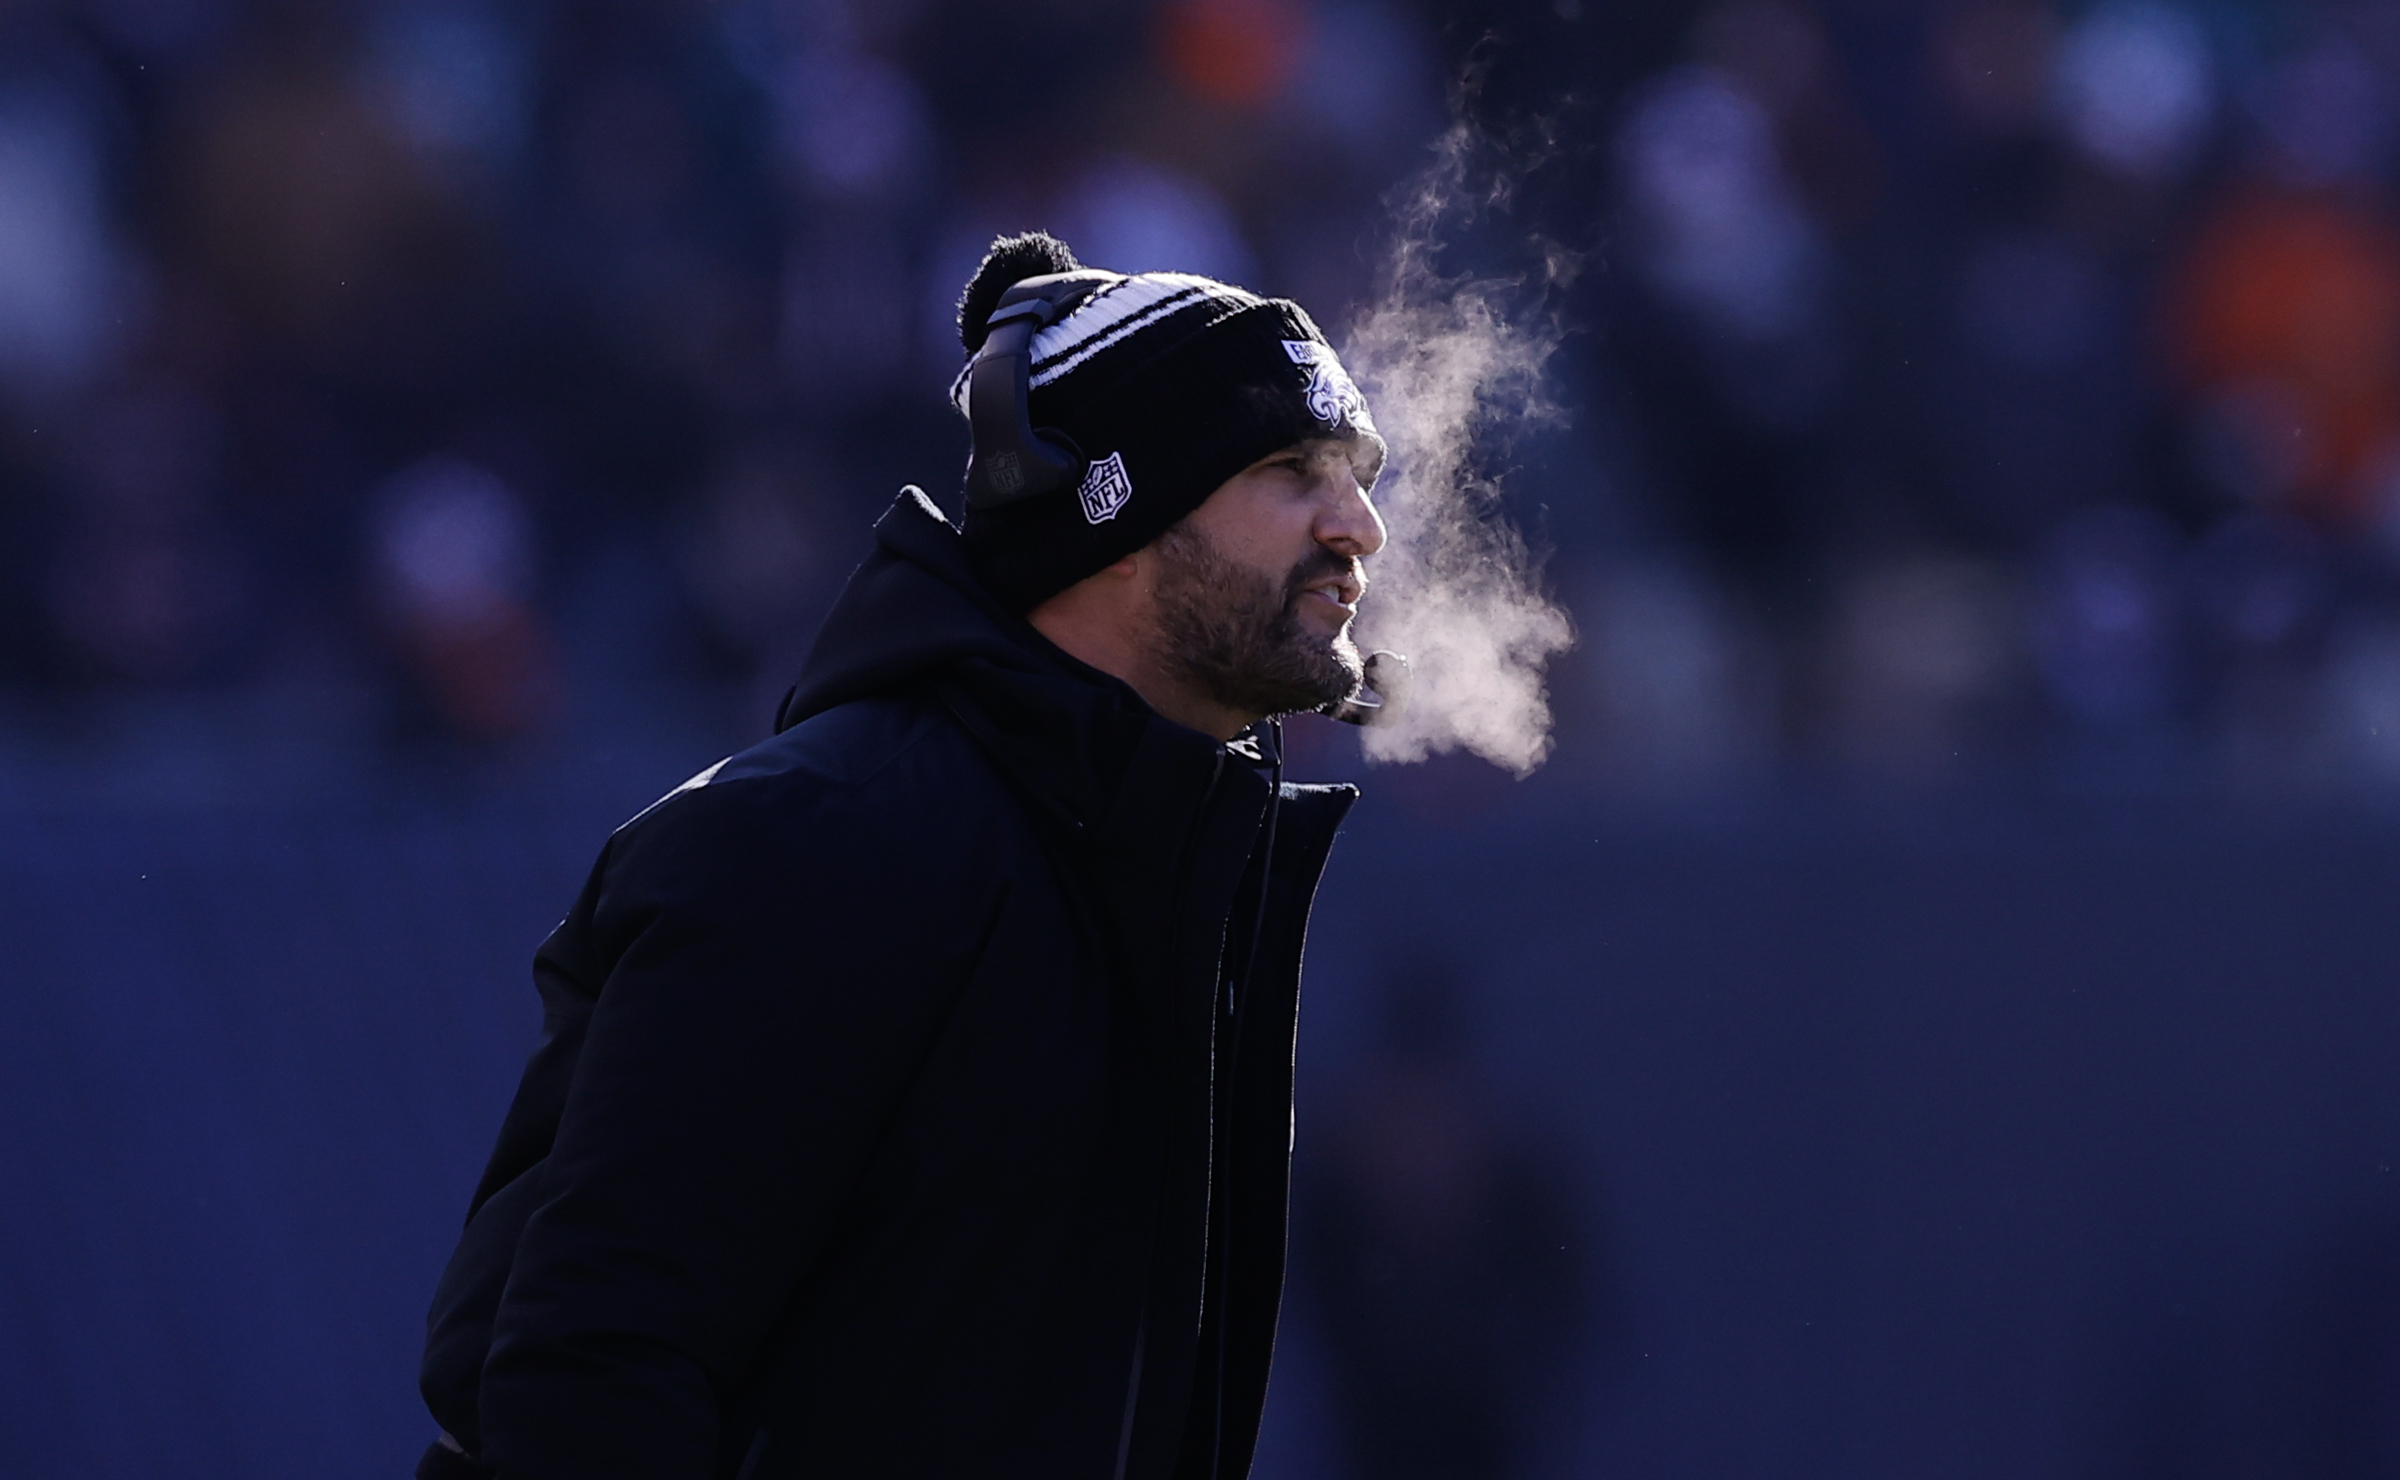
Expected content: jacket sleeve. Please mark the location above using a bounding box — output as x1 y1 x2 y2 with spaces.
476 767 998 1480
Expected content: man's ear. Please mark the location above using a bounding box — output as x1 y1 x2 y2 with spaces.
1099 552 1141 580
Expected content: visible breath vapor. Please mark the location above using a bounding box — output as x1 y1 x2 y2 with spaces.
1342 117 1577 776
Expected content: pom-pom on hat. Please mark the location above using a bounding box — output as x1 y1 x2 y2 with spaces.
950 231 1381 613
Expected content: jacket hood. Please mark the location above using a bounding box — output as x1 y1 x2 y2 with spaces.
776 487 1113 733
777 487 1187 836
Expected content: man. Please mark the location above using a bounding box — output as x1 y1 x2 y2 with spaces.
416 232 1388 1480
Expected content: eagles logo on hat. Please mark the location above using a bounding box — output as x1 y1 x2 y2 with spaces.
1283 340 1376 434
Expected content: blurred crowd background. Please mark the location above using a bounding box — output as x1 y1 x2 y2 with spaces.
8 0 2400 793
10 1 2400 1477
0 0 1450 795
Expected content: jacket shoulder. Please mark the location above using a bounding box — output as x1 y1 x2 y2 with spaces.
612 692 1023 869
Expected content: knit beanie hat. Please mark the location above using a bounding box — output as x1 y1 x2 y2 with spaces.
950 232 1381 613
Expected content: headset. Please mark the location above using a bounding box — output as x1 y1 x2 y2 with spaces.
961 272 1411 728
962 272 1112 511
1325 650 1410 727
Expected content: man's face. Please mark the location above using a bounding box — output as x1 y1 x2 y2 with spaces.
1146 436 1389 722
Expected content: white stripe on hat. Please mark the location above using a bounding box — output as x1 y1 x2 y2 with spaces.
1029 283 1204 375
1028 288 1211 389
949 271 1267 411
1031 278 1261 389
1034 274 1257 362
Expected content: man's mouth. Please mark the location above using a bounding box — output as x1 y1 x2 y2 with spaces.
1295 568 1365 618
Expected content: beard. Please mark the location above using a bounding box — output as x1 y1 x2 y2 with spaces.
1149 519 1366 720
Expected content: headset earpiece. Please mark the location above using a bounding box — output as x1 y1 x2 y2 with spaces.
963 272 1113 511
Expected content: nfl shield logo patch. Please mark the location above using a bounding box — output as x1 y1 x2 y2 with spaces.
1076 452 1133 524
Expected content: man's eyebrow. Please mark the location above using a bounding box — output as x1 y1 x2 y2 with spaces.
1268 439 1379 485
1330 439 1384 487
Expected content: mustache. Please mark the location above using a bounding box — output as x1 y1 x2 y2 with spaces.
1282 549 1367 606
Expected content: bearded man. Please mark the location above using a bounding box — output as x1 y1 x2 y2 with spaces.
415 232 1388 1480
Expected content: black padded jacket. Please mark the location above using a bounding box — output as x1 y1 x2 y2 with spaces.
415 488 1358 1480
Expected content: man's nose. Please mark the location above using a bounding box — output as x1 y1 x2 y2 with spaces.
1316 468 1388 558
